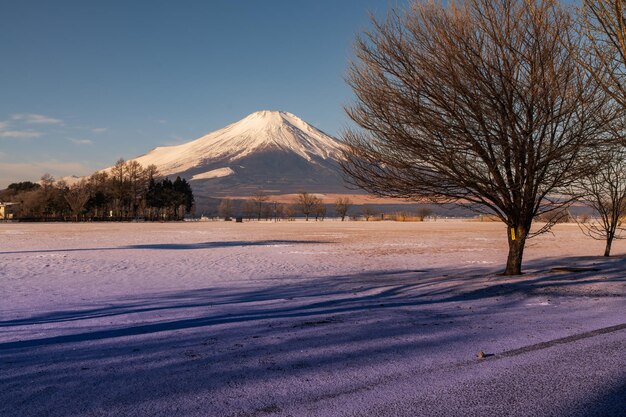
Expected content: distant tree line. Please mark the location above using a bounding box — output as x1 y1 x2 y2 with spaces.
217 191 350 222
0 159 194 221
215 190 446 222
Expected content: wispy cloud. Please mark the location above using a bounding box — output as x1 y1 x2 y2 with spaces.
91 127 108 134
69 138 93 145
0 113 61 139
11 113 63 125
0 130 42 139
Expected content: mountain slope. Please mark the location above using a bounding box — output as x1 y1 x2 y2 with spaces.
128 110 350 198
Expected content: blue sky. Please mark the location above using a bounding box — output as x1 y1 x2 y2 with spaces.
0 0 406 187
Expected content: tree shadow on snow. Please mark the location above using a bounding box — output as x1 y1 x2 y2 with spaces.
0 254 624 416
0 239 329 255
445 254 626 302
1 253 624 345
570 381 626 417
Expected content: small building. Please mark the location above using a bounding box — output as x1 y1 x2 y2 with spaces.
0 202 19 220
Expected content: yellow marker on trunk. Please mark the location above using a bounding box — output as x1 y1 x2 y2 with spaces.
510 228 516 241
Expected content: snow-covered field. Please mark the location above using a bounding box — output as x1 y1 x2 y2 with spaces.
1 221 625 416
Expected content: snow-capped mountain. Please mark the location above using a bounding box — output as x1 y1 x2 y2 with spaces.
128 110 349 198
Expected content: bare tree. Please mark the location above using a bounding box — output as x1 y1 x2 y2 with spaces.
218 198 234 219
110 158 128 217
334 197 352 221
253 191 269 221
314 200 327 221
87 171 110 218
126 160 145 218
342 0 617 275
64 180 90 221
40 173 55 190
573 147 626 256
39 174 65 218
362 205 378 221
241 200 255 221
283 204 296 221
296 192 318 221
262 203 273 221
144 164 159 180
270 201 283 221
578 0 626 108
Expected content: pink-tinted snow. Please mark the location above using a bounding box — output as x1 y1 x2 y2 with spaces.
1 221 624 416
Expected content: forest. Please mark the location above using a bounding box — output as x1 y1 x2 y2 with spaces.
0 159 194 221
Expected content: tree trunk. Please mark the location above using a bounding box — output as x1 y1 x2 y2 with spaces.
604 237 613 257
504 225 528 275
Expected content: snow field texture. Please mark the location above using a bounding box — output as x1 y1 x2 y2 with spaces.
1 221 625 417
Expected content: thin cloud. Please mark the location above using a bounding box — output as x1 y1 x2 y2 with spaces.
91 127 108 133
70 138 94 145
11 113 63 125
0 161 92 188
0 130 43 139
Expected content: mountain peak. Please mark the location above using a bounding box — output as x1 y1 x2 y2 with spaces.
131 110 345 176
238 110 313 132
247 109 291 118
237 110 298 130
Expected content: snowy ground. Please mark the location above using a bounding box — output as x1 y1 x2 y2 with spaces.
1 221 625 417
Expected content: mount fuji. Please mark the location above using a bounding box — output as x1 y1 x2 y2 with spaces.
129 110 350 199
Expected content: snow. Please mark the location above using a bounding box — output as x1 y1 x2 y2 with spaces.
190 167 235 180
56 175 82 186
1 221 624 416
129 110 345 176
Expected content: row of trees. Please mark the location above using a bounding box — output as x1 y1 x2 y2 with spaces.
217 192 354 221
341 0 626 274
1 159 194 221
216 192 439 221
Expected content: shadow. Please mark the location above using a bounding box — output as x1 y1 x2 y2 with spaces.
443 254 626 302
0 239 329 255
0 255 624 416
570 381 626 417
0 275 449 346
2 254 624 347
126 239 325 250
0 260 503 334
